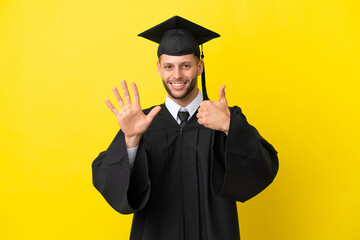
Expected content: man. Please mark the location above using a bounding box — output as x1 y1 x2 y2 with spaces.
92 16 278 240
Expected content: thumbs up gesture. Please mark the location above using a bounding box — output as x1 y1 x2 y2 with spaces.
197 85 231 135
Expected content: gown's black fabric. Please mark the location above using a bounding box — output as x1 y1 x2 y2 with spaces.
92 104 278 240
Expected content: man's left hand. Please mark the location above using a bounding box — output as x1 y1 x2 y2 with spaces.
197 85 230 135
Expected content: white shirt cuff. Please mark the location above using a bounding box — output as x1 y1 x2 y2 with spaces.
127 146 139 167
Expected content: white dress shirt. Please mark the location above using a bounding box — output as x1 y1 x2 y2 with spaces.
127 90 203 166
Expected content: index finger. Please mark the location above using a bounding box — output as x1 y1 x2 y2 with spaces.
131 82 141 106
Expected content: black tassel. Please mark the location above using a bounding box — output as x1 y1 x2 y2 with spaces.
200 45 209 100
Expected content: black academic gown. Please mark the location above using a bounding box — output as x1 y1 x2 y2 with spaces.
92 105 278 240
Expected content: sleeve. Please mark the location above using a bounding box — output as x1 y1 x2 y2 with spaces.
211 106 279 202
92 130 151 214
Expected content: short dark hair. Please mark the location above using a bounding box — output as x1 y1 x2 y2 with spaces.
158 54 200 64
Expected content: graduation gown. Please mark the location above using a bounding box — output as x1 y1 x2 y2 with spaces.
92 105 278 240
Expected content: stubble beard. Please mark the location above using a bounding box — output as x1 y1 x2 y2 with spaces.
162 77 197 100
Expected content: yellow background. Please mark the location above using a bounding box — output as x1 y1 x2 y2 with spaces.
1 0 359 239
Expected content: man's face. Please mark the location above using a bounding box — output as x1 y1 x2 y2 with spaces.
157 54 203 101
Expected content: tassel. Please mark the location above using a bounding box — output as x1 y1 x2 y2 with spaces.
200 44 209 100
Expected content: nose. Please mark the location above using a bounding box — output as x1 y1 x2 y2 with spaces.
173 67 182 80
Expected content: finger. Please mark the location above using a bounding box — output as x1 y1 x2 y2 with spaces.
105 99 119 115
112 87 125 109
198 106 207 113
121 79 132 105
200 100 211 107
218 85 227 103
146 106 161 121
199 101 206 109
198 118 205 125
131 82 141 106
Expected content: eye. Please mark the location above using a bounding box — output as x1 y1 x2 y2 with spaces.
164 65 172 70
182 64 191 69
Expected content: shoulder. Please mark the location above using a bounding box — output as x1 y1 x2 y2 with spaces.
229 105 243 115
142 104 179 131
143 104 166 115
228 105 249 122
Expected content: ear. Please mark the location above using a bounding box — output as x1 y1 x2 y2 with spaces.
157 60 161 76
197 59 204 76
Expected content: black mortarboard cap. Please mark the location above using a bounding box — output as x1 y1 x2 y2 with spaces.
138 16 220 100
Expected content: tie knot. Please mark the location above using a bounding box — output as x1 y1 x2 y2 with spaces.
178 111 189 123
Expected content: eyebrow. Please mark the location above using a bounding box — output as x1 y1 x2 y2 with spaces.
163 61 193 65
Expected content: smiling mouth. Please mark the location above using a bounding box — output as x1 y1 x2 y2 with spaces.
171 82 186 87
169 81 188 90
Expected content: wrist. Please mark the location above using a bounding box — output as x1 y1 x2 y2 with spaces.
222 110 230 135
125 134 141 148
222 123 229 135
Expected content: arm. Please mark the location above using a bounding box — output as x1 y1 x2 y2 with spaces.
211 107 279 202
197 85 278 202
92 80 160 214
92 130 150 214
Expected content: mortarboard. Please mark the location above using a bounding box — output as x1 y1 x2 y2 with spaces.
138 16 220 100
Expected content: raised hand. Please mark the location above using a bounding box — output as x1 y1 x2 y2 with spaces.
196 85 230 135
105 80 161 148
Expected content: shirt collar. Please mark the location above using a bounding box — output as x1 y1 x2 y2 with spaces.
165 90 203 122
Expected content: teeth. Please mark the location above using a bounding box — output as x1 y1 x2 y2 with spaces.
172 83 185 87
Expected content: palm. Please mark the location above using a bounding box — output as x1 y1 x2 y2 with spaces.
115 105 153 137
105 80 161 145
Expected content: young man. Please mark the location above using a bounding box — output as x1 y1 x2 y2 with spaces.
92 16 279 240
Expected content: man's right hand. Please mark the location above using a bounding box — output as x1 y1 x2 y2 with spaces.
105 80 161 148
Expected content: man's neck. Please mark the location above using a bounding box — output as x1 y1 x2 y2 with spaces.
165 90 203 123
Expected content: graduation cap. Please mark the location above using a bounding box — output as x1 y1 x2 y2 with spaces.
138 16 220 100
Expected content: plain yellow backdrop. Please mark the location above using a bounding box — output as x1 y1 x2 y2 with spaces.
1 0 359 239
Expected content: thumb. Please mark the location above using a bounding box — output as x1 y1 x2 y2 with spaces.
147 105 161 121
218 85 227 103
